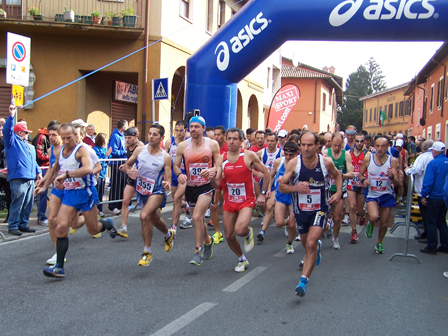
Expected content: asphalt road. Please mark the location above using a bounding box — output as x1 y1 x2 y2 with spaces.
1 205 447 336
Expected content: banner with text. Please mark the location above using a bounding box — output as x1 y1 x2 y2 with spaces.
115 81 138 104
266 84 300 132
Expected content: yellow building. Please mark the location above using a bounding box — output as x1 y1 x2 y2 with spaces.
360 82 412 137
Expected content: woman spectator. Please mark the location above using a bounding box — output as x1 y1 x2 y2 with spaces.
93 133 112 217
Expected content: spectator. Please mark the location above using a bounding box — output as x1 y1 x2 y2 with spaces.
17 118 33 143
83 124 96 147
0 118 11 223
420 141 448 255
93 133 111 217
107 119 128 214
4 105 42 236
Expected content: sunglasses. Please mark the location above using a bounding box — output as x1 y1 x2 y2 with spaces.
284 151 297 157
355 140 364 143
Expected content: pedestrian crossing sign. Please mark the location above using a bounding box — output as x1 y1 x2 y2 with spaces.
152 78 169 101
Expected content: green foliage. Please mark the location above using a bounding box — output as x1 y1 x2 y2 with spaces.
91 9 100 17
29 5 40 16
121 6 134 17
366 57 387 93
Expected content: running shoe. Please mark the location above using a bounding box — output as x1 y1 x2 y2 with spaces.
69 228 78 235
213 231 224 244
286 243 295 254
299 259 304 268
332 237 340 250
350 230 358 244
358 214 366 226
284 225 288 237
316 240 322 265
37 219 49 226
190 251 203 265
398 199 405 207
99 212 105 217
258 210 264 218
165 229 175 252
324 220 333 239
46 253 67 265
180 218 193 229
375 242 384 254
443 271 448 278
256 230 265 242
112 208 121 215
138 252 152 266
295 277 308 297
128 205 136 211
102 218 117 239
117 225 128 238
92 233 101 239
205 208 211 218
43 263 65 278
235 260 249 273
244 227 254 253
207 220 214 227
203 237 214 260
365 222 374 238
295 235 301 241
342 214 350 226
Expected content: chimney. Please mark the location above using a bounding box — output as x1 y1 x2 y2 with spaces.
329 66 335 74
323 66 328 72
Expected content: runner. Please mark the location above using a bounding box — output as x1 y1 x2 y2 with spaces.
347 133 369 244
256 133 281 242
165 120 191 233
249 130 267 215
323 133 354 249
358 135 399 254
38 124 117 278
279 131 342 297
277 130 288 149
173 116 222 265
122 124 174 266
271 141 299 253
218 127 269 272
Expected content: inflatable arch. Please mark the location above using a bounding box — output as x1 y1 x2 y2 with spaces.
185 0 448 129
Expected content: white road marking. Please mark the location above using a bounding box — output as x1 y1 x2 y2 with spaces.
222 264 269 292
150 302 217 336
0 232 49 246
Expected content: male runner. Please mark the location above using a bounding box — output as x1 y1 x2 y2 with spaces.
122 124 174 266
323 133 354 249
280 131 342 297
173 116 221 265
256 133 281 242
347 133 369 243
277 130 288 149
37 124 117 278
344 125 356 150
271 141 299 253
165 120 191 232
359 135 399 254
218 128 269 272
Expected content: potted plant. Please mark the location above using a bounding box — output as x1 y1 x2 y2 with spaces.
55 13 64 22
122 5 137 27
29 5 43 20
0 9 6 19
91 9 101 25
63 8 75 22
111 12 121 26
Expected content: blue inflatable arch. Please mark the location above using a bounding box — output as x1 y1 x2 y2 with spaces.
185 0 448 129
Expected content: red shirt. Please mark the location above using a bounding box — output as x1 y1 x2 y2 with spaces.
249 144 267 152
220 142 229 155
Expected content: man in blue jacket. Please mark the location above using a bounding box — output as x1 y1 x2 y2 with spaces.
4 105 42 236
107 119 128 214
420 141 448 255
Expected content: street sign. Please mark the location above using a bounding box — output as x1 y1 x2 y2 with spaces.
7 33 31 87
152 78 169 101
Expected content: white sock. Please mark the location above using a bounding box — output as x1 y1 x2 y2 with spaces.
121 224 127 230
144 246 152 254
165 230 171 239
239 254 247 262
171 225 177 233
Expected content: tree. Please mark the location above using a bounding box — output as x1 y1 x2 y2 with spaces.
338 58 387 131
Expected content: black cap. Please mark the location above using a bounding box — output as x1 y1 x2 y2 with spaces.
124 127 137 136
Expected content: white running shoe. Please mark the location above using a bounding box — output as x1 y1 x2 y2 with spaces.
342 214 350 226
205 208 211 218
112 208 121 215
286 243 295 254
46 253 57 265
332 237 341 250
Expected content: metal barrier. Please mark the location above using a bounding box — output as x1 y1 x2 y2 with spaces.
389 174 421 263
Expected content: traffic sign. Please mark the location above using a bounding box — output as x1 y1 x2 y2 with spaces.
152 78 169 101
7 33 31 87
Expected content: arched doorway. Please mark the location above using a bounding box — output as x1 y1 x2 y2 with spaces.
236 89 243 129
171 66 185 135
248 95 259 129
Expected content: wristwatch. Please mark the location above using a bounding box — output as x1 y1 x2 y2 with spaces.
261 190 267 195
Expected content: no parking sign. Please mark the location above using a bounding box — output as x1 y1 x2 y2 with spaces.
6 32 31 87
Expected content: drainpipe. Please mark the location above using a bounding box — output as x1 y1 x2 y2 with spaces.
142 0 150 138
432 57 446 118
314 79 317 125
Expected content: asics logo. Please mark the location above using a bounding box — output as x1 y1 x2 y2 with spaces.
329 0 437 27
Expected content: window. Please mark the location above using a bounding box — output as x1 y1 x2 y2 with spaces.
180 0 191 20
445 73 448 99
206 0 213 32
399 101 403 117
374 107 377 121
429 84 434 113
384 105 387 119
365 109 368 122
218 0 225 27
322 93 326 111
437 78 443 108
395 102 398 118
388 103 393 119
369 108 372 122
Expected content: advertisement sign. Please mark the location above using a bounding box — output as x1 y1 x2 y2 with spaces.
12 85 24 107
266 84 300 132
115 81 138 104
6 32 31 87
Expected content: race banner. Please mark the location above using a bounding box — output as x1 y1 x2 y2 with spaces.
266 84 300 132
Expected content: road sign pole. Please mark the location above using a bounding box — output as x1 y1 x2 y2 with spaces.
152 79 156 124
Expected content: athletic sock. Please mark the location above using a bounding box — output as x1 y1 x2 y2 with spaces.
171 225 177 233
261 230 265 234
244 231 251 239
121 224 127 230
287 241 292 245
165 230 171 239
56 237 69 268
239 254 247 262
300 275 309 282
144 246 152 254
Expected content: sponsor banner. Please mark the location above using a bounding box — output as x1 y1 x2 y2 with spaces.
12 85 24 107
115 81 138 104
266 84 300 132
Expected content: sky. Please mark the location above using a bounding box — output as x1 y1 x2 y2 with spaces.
281 41 444 90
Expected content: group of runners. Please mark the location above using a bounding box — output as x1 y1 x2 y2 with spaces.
35 113 401 298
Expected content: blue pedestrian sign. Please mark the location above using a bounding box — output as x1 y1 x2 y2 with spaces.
152 78 169 101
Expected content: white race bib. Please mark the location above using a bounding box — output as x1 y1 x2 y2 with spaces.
136 177 155 195
189 163 209 183
370 176 388 192
60 171 84 190
350 172 363 187
299 189 321 211
227 183 246 203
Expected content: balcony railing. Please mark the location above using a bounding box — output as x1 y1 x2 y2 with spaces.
0 0 144 28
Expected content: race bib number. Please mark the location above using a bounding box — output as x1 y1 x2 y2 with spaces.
350 172 363 187
331 169 343 186
60 171 83 190
227 183 246 203
189 163 209 183
299 189 321 211
370 176 388 192
136 177 155 195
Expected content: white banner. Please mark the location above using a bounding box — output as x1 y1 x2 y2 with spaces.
115 81 138 104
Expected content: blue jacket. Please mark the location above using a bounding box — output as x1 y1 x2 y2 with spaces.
93 146 110 179
421 153 448 199
3 115 41 181
107 128 126 164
